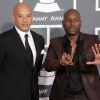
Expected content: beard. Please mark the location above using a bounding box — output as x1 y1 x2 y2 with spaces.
65 28 80 36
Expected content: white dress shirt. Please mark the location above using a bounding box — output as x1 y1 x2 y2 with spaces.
15 26 36 65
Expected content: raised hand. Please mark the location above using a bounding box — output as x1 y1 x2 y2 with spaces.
86 44 100 65
60 52 73 65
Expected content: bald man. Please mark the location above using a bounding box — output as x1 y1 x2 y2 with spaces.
44 9 100 100
0 3 44 100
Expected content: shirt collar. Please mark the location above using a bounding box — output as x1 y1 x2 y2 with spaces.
15 26 31 37
63 33 81 45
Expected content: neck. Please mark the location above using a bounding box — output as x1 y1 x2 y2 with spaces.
67 34 79 45
68 34 79 61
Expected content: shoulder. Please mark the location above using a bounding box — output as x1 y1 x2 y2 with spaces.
49 36 64 49
50 36 64 44
80 33 100 47
80 32 99 41
81 32 98 38
0 28 14 40
31 30 44 39
30 30 45 44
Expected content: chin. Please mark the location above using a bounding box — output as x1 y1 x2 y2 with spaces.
21 28 29 32
68 32 78 36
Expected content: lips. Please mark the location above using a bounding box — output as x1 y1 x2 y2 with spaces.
69 28 76 31
69 27 76 30
67 28 77 34
22 24 29 26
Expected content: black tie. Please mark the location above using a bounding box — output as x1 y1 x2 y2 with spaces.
25 34 33 65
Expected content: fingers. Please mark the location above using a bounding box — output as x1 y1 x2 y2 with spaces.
86 61 94 65
92 46 96 55
60 52 73 65
94 44 100 54
87 44 100 65
62 52 71 61
92 44 100 55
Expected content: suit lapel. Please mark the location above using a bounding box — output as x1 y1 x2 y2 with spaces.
12 28 33 68
30 31 40 66
51 37 64 59
11 28 26 52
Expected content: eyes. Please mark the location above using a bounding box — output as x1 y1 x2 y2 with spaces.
65 18 80 22
17 14 32 18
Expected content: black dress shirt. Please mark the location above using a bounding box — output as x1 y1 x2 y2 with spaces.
63 35 86 96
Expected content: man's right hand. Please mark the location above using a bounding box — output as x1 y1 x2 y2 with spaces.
60 52 73 65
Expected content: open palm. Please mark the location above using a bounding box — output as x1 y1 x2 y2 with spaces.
86 44 100 65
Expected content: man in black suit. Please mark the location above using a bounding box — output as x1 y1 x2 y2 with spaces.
0 2 44 100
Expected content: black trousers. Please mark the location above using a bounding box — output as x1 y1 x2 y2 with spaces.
64 94 88 100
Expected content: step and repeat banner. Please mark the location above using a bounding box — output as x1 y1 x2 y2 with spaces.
1 0 100 100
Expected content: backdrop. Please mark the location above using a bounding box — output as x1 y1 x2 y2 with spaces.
1 0 100 100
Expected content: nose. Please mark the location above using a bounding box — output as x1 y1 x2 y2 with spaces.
23 16 27 22
70 20 74 26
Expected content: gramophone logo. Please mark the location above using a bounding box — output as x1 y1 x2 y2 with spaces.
34 0 61 13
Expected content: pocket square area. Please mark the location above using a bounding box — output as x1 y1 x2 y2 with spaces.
41 49 45 54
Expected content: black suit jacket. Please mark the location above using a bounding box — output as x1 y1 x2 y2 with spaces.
44 33 100 100
0 27 44 100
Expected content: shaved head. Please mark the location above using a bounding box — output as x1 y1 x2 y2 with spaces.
13 2 32 15
63 9 81 20
12 2 33 32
